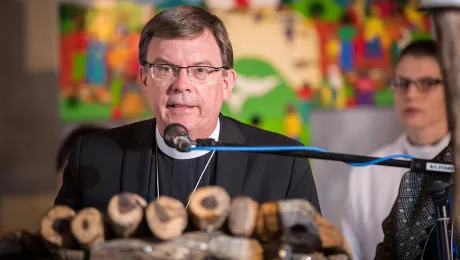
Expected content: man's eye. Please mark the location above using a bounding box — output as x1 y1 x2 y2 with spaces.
156 65 173 72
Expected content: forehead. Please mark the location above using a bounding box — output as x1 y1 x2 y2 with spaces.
146 30 222 65
395 55 442 78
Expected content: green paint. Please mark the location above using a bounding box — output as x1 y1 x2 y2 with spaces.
374 88 394 107
291 0 343 21
110 75 123 107
60 99 151 122
221 57 310 144
60 19 74 35
338 26 356 41
344 85 355 99
71 52 86 82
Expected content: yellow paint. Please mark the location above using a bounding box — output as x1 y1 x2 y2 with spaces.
213 10 321 90
326 38 341 60
335 88 347 110
121 93 145 117
320 87 332 107
284 112 302 138
364 16 384 41
404 5 425 31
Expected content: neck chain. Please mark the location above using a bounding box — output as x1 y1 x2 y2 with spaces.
155 144 215 209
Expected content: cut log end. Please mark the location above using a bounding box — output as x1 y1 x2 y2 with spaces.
71 207 105 247
256 202 281 241
209 235 263 260
228 196 259 237
40 205 76 248
107 192 147 238
278 199 320 247
188 186 231 231
145 196 188 240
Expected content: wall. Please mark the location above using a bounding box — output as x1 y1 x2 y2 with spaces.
311 108 404 226
0 0 60 233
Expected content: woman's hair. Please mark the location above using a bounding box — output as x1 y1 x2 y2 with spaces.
397 39 438 64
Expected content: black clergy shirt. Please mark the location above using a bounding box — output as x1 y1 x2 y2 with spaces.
154 146 217 205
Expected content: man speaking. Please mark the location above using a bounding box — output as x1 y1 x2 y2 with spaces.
55 5 320 213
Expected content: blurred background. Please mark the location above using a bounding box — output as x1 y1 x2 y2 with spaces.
0 0 426 234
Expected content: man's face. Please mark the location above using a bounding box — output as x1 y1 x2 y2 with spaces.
140 30 236 139
393 55 447 130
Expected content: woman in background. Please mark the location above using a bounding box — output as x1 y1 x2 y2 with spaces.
340 39 450 260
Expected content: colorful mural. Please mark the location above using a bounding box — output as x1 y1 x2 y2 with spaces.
59 0 431 144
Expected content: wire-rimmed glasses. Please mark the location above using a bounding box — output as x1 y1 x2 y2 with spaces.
146 63 228 84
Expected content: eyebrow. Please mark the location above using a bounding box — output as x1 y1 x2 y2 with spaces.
150 57 216 67
151 57 172 64
190 60 214 66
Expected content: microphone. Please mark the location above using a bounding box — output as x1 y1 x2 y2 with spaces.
163 123 193 152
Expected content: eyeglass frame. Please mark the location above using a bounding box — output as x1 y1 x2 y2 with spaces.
389 77 444 93
145 63 229 84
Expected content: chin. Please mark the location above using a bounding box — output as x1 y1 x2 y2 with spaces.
165 116 196 130
403 117 425 129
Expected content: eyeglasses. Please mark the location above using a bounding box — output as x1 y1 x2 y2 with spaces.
389 77 443 93
146 63 228 84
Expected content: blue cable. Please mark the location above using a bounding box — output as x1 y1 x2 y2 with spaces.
190 145 415 167
449 192 459 258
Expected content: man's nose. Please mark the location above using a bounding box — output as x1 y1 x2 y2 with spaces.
172 69 192 92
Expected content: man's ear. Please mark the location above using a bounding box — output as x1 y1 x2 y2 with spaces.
222 69 237 101
139 66 148 98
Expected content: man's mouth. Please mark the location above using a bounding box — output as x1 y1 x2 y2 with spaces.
167 104 193 108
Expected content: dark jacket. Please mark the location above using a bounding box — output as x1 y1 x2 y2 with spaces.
55 114 321 214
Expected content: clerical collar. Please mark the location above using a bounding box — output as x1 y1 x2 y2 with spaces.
155 119 220 160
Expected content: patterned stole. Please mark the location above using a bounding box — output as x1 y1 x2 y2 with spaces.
375 142 453 259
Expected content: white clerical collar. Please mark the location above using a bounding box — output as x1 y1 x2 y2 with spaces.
155 118 220 160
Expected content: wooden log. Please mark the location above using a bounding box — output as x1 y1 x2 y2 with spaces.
145 196 187 240
207 232 263 260
256 201 282 242
187 186 231 231
256 199 320 247
227 195 259 237
71 207 107 248
315 213 352 257
107 192 147 238
277 199 321 247
89 231 263 260
40 205 76 248
256 199 351 257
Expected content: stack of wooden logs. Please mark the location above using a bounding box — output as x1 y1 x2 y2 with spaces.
0 186 352 260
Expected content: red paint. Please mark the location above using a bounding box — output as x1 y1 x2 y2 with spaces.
236 0 248 7
111 107 122 120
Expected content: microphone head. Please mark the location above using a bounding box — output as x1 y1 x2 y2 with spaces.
163 123 191 152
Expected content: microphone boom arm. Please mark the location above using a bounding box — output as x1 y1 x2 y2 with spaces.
194 138 454 176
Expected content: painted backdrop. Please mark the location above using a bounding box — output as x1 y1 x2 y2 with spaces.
59 0 431 144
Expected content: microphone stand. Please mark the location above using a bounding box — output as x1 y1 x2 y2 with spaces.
194 138 454 259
